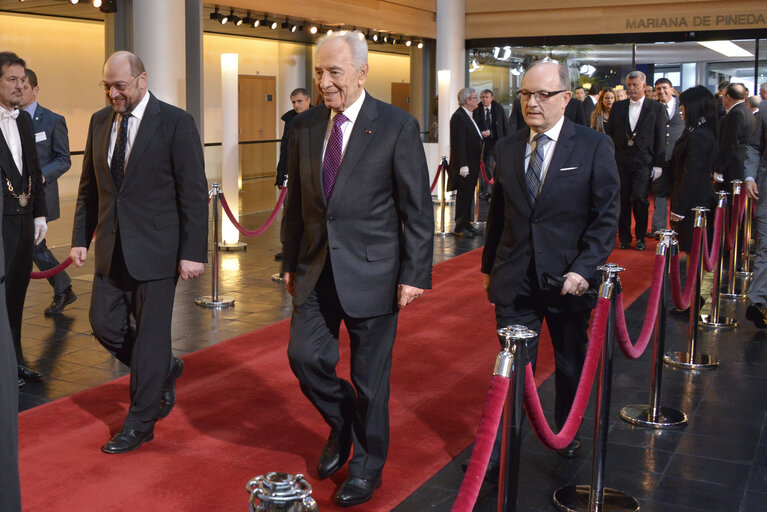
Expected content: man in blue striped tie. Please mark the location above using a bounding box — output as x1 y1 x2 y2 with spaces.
481 59 619 471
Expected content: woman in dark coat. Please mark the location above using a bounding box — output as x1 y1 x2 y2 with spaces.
670 85 719 252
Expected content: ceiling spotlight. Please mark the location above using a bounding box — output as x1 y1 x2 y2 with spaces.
309 25 318 35
70 0 79 4
372 33 379 42
327 29 334 36
383 35 389 43
230 10 242 26
98 0 116 11
270 20 278 30
417 41 423 49
282 21 298 33
210 7 227 24
261 17 276 29
242 13 257 27
405 40 412 47
390 36 397 45
92 0 101 7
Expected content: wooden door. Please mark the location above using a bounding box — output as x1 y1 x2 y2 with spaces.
238 75 277 212
391 82 410 113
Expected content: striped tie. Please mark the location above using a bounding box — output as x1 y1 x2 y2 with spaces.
525 133 549 205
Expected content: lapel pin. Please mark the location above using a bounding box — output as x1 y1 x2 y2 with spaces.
364 129 373 135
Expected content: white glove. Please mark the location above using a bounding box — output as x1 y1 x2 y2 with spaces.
459 166 470 178
33 217 47 245
652 167 662 181
714 172 724 183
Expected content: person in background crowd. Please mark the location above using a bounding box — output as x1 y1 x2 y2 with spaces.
447 87 483 238
473 89 508 200
71 51 208 454
760 83 767 101
273 87 312 268
282 30 434 506
744 87 767 328
747 95 761 114
482 60 619 470
582 83 600 121
19 68 77 316
715 80 730 119
615 88 628 101
605 70 666 251
574 86 586 102
644 84 657 100
0 52 48 388
714 83 758 188
669 85 718 254
591 87 615 133
649 77 684 236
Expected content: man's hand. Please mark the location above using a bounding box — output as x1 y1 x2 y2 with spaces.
482 273 494 304
713 172 724 183
284 272 296 296
459 166 470 178
70 247 88 267
178 260 204 280
561 272 589 296
669 212 685 223
33 217 47 245
652 167 663 181
481 130 491 138
397 284 423 309
745 179 759 200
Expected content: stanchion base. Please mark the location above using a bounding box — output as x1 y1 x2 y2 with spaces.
434 231 452 238
194 296 235 308
219 242 247 252
735 271 753 278
719 292 748 301
664 351 719 370
270 273 284 283
620 404 687 428
552 485 639 512
699 315 737 329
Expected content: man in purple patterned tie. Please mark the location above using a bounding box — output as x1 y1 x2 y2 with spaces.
282 30 434 507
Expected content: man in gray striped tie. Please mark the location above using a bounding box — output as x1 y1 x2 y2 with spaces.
481 59 619 471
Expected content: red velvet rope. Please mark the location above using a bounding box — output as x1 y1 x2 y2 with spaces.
30 257 74 280
726 192 746 251
218 187 287 237
702 206 724 272
669 226 702 310
430 163 444 193
450 374 510 512
523 296 610 450
480 160 494 185
614 253 666 359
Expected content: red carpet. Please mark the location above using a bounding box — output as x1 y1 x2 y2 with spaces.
17 247 655 511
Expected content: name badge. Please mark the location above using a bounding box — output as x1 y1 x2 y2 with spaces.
35 131 47 143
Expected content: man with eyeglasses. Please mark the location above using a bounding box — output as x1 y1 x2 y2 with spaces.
605 70 666 251
70 51 208 454
482 60 618 468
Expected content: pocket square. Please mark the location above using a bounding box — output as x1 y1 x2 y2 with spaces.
560 166 579 171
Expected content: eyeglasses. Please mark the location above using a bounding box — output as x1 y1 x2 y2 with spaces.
99 75 139 93
517 89 567 102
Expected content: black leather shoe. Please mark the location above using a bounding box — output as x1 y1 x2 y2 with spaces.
468 225 480 234
158 357 184 419
618 242 631 250
18 378 24 388
746 303 767 329
44 287 77 316
101 427 154 454
317 425 352 479
556 438 581 458
635 240 646 251
18 365 44 382
453 229 475 239
334 475 382 507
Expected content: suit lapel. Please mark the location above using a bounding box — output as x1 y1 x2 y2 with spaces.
329 95 378 204
310 105 330 205
512 128 532 210
0 129 18 186
537 119 575 204
636 99 651 131
94 110 116 190
125 93 161 179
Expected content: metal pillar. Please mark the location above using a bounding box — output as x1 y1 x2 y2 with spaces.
701 192 737 328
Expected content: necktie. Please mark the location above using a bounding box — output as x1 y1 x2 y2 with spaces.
1 109 23 173
485 108 491 131
322 112 348 200
110 113 131 191
526 133 549 205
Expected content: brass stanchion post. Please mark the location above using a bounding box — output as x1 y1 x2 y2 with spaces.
553 264 639 512
620 230 687 428
737 193 753 278
701 192 737 328
664 207 719 370
435 156 451 238
195 184 235 308
496 325 536 512
722 180 747 299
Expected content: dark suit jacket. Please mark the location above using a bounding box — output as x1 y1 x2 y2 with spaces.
0 110 47 218
745 110 764 182
275 109 297 186
473 100 509 149
508 97 526 132
72 93 208 281
29 104 70 222
654 98 685 196
581 96 597 124
282 93 434 318
715 101 758 184
758 110 767 179
565 98 588 126
605 97 666 170
482 118 619 312
447 107 483 190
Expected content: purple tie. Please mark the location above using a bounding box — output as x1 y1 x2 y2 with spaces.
322 112 348 200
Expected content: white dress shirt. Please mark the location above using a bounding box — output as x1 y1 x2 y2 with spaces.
524 115 565 186
107 90 150 167
0 106 23 174
322 89 366 164
628 96 644 132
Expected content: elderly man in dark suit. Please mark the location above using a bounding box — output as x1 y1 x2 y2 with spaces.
0 52 48 388
19 68 77 316
282 30 434 506
483 59 619 463
473 89 508 199
715 83 757 187
70 51 208 454
447 87 483 238
649 77 684 235
605 70 666 251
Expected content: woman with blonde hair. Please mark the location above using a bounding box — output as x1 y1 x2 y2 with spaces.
591 87 615 132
